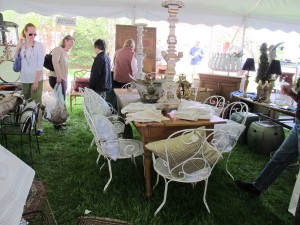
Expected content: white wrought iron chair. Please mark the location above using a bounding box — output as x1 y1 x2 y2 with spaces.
214 101 249 180
81 88 125 151
82 103 144 192
203 95 226 116
145 127 230 215
121 82 132 89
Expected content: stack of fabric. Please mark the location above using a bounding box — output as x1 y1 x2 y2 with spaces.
175 100 214 121
121 102 169 124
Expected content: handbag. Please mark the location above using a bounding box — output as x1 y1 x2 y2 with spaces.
44 53 54 71
13 52 22 72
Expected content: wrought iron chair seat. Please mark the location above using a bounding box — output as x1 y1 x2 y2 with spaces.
154 157 212 183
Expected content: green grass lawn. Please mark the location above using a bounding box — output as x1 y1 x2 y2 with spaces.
3 100 298 225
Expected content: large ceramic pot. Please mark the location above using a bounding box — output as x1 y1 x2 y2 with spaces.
132 80 165 103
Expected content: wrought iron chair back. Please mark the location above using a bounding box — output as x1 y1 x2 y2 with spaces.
203 95 226 116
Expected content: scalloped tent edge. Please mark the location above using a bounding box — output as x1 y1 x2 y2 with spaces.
0 0 300 33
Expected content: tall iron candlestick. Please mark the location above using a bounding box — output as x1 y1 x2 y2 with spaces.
161 0 184 78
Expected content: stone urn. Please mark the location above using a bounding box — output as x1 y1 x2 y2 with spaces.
132 79 166 103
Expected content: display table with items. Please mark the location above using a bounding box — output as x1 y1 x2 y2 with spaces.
231 91 296 129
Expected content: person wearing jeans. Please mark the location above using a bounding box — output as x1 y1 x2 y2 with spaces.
236 84 300 208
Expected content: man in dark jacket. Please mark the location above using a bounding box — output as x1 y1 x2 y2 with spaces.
89 39 112 99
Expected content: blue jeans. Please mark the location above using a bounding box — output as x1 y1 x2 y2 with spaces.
254 119 300 192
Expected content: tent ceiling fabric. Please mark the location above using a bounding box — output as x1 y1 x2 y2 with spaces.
1 0 300 32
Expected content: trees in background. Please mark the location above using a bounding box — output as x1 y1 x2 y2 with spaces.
2 10 122 69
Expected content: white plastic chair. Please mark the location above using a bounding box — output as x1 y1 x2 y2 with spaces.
215 101 249 180
203 95 226 116
82 103 144 192
147 128 230 215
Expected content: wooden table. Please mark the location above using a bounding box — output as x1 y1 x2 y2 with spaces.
134 114 226 199
114 88 140 115
114 87 226 199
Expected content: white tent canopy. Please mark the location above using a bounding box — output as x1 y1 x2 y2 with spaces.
1 0 300 33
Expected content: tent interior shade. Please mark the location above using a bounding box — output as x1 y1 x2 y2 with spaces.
1 0 300 33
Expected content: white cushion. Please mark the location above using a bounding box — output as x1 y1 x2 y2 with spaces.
84 88 111 117
92 114 118 141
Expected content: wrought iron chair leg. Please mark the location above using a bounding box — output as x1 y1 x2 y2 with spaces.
35 133 40 154
28 135 33 164
20 134 24 151
153 174 160 190
88 138 95 152
225 150 234 181
131 156 137 167
4 134 8 148
203 178 210 213
103 158 112 192
154 178 170 216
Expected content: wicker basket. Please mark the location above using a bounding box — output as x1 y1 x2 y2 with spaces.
77 216 134 225
21 197 58 225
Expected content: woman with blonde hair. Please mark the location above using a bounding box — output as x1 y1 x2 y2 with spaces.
14 23 45 136
48 35 75 130
106 39 138 110
113 38 138 87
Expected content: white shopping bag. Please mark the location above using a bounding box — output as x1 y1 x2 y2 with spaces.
289 169 300 216
44 84 69 124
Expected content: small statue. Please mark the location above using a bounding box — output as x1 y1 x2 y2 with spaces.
264 81 271 103
256 80 262 99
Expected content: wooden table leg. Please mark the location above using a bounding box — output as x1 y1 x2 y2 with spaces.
144 147 152 199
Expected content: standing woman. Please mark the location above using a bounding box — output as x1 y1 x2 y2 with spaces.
106 39 137 110
88 39 112 98
14 23 45 136
113 39 138 87
48 35 75 130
